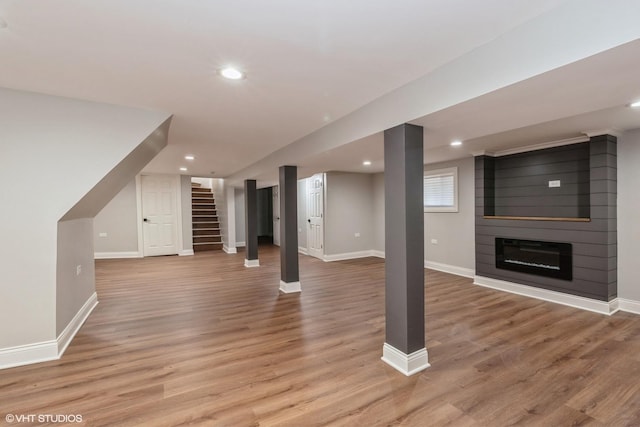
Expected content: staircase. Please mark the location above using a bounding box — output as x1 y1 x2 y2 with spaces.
191 183 222 251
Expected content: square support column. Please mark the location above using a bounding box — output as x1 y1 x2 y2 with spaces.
279 166 301 293
381 123 429 376
244 179 259 267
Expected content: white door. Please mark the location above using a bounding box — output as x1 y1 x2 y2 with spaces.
141 174 178 256
272 185 280 246
307 174 324 259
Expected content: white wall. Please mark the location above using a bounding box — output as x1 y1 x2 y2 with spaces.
324 172 374 255
180 175 193 252
618 130 640 303
372 173 385 253
94 179 139 253
0 87 170 362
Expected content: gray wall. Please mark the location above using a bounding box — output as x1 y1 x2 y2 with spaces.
324 172 374 255
372 173 385 253
235 187 246 244
180 175 193 251
424 158 476 270
618 130 640 302
297 179 307 250
372 157 475 271
475 138 617 301
93 179 139 253
56 219 96 335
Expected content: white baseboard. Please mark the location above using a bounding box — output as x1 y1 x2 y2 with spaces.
57 292 98 356
236 241 246 248
0 292 98 370
0 340 58 370
223 245 237 254
279 280 301 293
474 275 619 315
618 298 640 315
371 250 385 259
94 251 142 259
425 261 475 279
323 250 378 262
381 343 430 376
298 246 308 255
178 249 194 256
244 258 260 268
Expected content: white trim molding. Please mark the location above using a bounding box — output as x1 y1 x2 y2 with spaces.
223 245 237 254
178 249 194 256
425 261 475 278
0 293 98 370
298 246 308 255
0 340 58 370
279 280 301 294
381 343 430 376
371 250 385 259
57 293 99 356
323 250 378 262
474 276 619 315
618 298 640 315
493 136 589 157
244 259 260 268
94 251 142 259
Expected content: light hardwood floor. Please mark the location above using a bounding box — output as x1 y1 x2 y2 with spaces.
1 245 639 426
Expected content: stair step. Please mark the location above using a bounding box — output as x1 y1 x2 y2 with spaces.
193 229 221 236
193 236 222 244
193 243 223 252
193 222 220 229
191 182 202 188
191 187 212 193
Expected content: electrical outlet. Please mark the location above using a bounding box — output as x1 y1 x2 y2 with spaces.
76 265 82 276
431 239 438 244
354 232 360 238
99 232 108 238
549 180 561 188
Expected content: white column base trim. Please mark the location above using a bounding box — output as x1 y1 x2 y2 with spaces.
474 275 619 315
94 251 142 259
57 292 99 356
0 292 98 370
381 343 430 376
223 245 237 254
244 259 260 268
298 246 308 255
425 261 475 278
619 298 640 315
279 280 301 293
178 249 194 256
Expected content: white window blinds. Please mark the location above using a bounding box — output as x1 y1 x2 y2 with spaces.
423 167 458 212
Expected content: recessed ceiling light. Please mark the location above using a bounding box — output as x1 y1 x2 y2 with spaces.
219 67 244 80
363 160 372 166
185 155 195 160
630 100 640 108
179 167 187 172
450 140 463 146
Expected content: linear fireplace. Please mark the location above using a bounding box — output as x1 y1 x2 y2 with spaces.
495 238 572 281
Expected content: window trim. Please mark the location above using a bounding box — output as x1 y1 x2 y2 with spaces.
423 167 458 213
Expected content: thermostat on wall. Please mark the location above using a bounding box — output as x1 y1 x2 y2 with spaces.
548 180 561 188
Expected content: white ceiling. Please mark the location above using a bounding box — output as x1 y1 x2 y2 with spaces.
1 0 639 185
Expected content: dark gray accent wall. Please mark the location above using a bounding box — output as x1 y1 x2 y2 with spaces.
279 166 299 283
244 180 258 261
384 123 425 354
475 137 617 301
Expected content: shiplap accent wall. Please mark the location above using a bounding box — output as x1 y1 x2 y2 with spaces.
475 136 617 301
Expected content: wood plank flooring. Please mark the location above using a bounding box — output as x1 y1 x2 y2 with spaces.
1 245 640 426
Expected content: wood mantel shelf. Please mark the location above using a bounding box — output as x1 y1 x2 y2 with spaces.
483 216 591 222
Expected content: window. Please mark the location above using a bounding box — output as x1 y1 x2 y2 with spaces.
423 167 458 212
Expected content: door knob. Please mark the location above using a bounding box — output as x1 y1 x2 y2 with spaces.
307 218 311 223
143 218 149 222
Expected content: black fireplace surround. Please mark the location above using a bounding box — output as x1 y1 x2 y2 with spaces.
496 238 572 281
